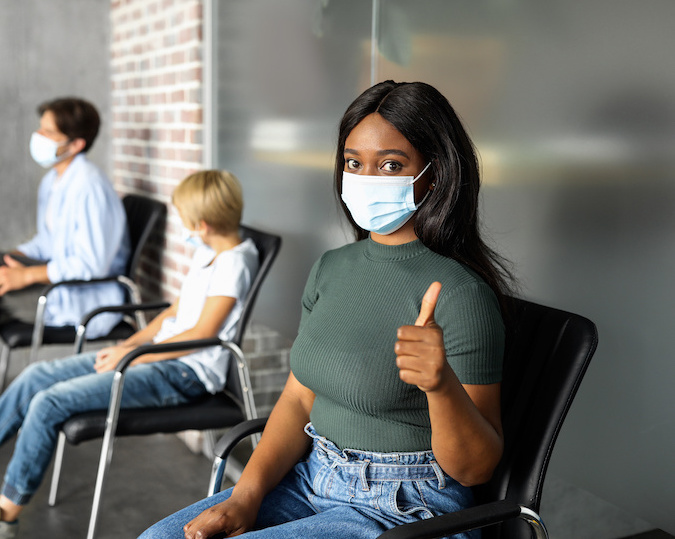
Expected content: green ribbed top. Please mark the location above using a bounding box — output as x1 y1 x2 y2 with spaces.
291 238 505 452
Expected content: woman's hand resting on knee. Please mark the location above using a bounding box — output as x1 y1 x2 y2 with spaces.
183 494 260 539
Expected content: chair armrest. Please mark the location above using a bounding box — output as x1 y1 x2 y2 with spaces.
213 417 268 460
377 499 548 539
78 301 171 329
113 337 223 373
32 275 142 362
39 274 129 296
72 301 171 354
208 417 268 496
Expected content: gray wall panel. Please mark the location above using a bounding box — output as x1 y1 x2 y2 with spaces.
0 0 110 250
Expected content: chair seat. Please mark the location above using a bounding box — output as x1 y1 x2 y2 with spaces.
0 320 135 350
62 392 244 445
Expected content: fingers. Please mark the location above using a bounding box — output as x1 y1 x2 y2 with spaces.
183 505 240 539
3 255 22 268
414 281 441 327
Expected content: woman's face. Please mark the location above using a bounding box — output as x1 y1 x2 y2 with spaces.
343 113 432 206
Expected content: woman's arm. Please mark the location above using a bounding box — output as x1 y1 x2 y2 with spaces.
395 282 504 486
183 371 316 539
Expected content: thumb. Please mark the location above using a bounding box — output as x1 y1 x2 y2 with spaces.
415 282 442 327
3 255 23 268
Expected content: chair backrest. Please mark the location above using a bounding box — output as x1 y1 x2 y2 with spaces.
474 297 598 539
122 194 165 278
224 225 282 396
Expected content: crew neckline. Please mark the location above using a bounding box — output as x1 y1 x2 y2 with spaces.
363 236 428 262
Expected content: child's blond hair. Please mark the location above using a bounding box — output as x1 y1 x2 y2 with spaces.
172 169 243 234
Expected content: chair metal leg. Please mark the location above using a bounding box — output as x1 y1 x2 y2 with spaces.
223 341 258 423
48 432 67 506
0 344 10 391
29 294 48 364
86 370 125 539
208 456 225 496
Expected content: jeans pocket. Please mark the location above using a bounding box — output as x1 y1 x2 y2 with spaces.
391 481 435 520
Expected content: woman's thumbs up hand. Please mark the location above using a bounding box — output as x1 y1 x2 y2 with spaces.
395 282 450 393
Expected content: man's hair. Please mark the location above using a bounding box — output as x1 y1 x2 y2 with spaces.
37 97 101 152
173 170 243 234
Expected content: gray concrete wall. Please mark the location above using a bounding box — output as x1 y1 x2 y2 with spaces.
0 0 110 250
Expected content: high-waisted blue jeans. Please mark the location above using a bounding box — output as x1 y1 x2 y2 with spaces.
0 353 206 505
140 423 478 539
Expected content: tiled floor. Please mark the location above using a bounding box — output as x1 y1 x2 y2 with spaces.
0 431 217 538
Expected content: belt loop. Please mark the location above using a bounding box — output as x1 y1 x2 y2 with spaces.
360 459 371 492
431 461 446 490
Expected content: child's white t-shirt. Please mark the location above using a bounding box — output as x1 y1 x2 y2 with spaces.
153 238 259 393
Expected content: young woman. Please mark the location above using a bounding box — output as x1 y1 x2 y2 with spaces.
141 81 512 539
0 170 259 539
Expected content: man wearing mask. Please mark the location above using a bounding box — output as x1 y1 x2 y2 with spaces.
0 97 130 340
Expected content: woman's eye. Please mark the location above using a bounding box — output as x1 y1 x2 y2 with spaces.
345 158 360 170
381 161 401 173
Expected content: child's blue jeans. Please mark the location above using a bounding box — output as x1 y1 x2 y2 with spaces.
0 353 206 505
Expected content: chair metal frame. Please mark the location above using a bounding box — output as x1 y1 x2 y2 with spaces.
46 225 281 539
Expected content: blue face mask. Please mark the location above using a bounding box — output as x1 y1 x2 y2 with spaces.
181 226 204 248
341 162 432 235
29 132 71 168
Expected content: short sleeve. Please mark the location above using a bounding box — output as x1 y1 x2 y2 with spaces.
207 250 253 302
437 282 505 385
298 256 322 333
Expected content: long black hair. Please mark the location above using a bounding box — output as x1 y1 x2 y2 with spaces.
334 80 514 303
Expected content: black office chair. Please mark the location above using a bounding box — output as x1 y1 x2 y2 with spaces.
47 225 281 539
208 297 598 539
0 194 165 389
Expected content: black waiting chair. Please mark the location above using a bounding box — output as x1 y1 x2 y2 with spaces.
47 225 281 539
209 297 598 539
0 194 165 389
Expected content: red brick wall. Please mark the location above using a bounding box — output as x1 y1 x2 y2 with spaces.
108 1 289 423
110 0 204 301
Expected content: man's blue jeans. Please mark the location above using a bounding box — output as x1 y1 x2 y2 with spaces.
140 424 479 539
0 353 206 505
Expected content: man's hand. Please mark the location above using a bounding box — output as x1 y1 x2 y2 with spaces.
395 282 451 393
0 255 29 295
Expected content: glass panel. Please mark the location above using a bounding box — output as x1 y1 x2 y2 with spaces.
376 0 675 530
213 0 373 335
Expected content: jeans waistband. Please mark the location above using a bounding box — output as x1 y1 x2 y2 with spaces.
304 423 447 490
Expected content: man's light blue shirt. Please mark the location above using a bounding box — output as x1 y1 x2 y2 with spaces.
17 154 131 338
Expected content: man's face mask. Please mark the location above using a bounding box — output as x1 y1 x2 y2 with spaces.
29 132 71 168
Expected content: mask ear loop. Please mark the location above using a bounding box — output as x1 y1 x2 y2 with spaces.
413 163 435 210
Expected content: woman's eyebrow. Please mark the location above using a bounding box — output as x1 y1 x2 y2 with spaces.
343 148 410 159
377 149 409 158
